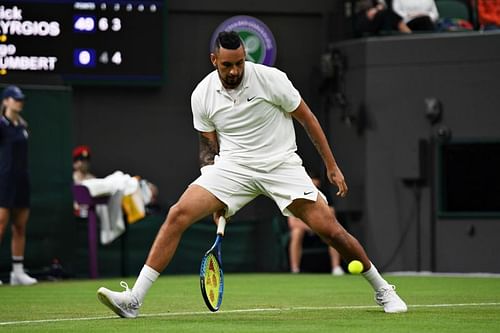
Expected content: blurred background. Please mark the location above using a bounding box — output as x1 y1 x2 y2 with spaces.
1 0 499 280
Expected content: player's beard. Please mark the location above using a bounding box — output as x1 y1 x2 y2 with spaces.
218 69 244 89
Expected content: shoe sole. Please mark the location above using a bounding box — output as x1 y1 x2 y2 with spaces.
97 288 134 318
376 299 408 313
384 306 408 313
377 300 408 313
385 309 408 313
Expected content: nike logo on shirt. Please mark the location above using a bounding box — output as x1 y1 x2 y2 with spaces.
303 191 314 195
247 96 257 102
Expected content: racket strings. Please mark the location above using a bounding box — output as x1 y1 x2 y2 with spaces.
203 255 221 306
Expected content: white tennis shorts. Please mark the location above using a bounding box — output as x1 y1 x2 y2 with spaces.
191 154 326 217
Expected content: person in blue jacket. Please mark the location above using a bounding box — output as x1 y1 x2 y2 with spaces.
0 85 37 286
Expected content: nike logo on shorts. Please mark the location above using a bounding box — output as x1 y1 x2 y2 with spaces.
247 96 257 102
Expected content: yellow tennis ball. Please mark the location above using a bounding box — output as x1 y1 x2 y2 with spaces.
348 260 364 274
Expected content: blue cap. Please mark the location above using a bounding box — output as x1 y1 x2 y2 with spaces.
2 85 25 100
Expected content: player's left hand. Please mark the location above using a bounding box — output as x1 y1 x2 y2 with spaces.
327 165 348 197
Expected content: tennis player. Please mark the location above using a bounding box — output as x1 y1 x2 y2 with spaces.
0 85 37 286
97 31 407 317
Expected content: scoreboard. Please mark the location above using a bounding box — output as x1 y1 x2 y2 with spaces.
0 0 164 84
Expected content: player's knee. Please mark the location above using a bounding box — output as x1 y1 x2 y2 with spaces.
319 222 347 244
329 227 351 248
166 204 193 230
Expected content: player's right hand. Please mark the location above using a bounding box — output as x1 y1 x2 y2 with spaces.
213 209 226 225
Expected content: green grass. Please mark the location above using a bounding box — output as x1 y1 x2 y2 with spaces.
0 274 499 332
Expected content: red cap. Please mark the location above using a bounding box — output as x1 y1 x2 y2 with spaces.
72 145 91 160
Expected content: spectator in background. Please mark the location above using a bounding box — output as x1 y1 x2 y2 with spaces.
392 0 439 31
72 145 96 184
72 145 96 218
0 86 37 286
288 173 345 275
354 0 411 36
477 0 500 30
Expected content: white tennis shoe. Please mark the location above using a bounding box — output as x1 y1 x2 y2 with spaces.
10 271 38 286
97 281 141 318
375 285 408 313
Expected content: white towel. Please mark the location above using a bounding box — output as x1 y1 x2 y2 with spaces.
82 171 140 245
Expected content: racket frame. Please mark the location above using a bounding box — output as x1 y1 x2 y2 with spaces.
199 216 226 312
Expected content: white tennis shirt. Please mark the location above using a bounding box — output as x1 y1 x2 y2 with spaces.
191 61 302 172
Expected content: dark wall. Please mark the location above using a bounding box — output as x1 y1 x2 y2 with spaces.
332 31 500 273
5 1 500 275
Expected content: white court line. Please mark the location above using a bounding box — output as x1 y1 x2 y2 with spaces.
0 302 499 326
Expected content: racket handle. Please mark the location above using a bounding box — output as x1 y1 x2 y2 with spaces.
217 216 227 236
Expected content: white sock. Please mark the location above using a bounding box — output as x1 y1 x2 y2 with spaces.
362 262 390 291
132 265 160 303
12 256 24 274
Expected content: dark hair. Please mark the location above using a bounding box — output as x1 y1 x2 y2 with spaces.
214 31 243 52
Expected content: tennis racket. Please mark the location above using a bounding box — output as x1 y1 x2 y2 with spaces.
200 216 226 312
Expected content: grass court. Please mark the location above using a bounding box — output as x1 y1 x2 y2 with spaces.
1 273 499 332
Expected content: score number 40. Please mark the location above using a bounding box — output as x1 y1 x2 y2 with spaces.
74 16 122 32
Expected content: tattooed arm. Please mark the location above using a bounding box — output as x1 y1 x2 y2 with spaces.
199 131 226 223
291 99 348 197
199 131 219 168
